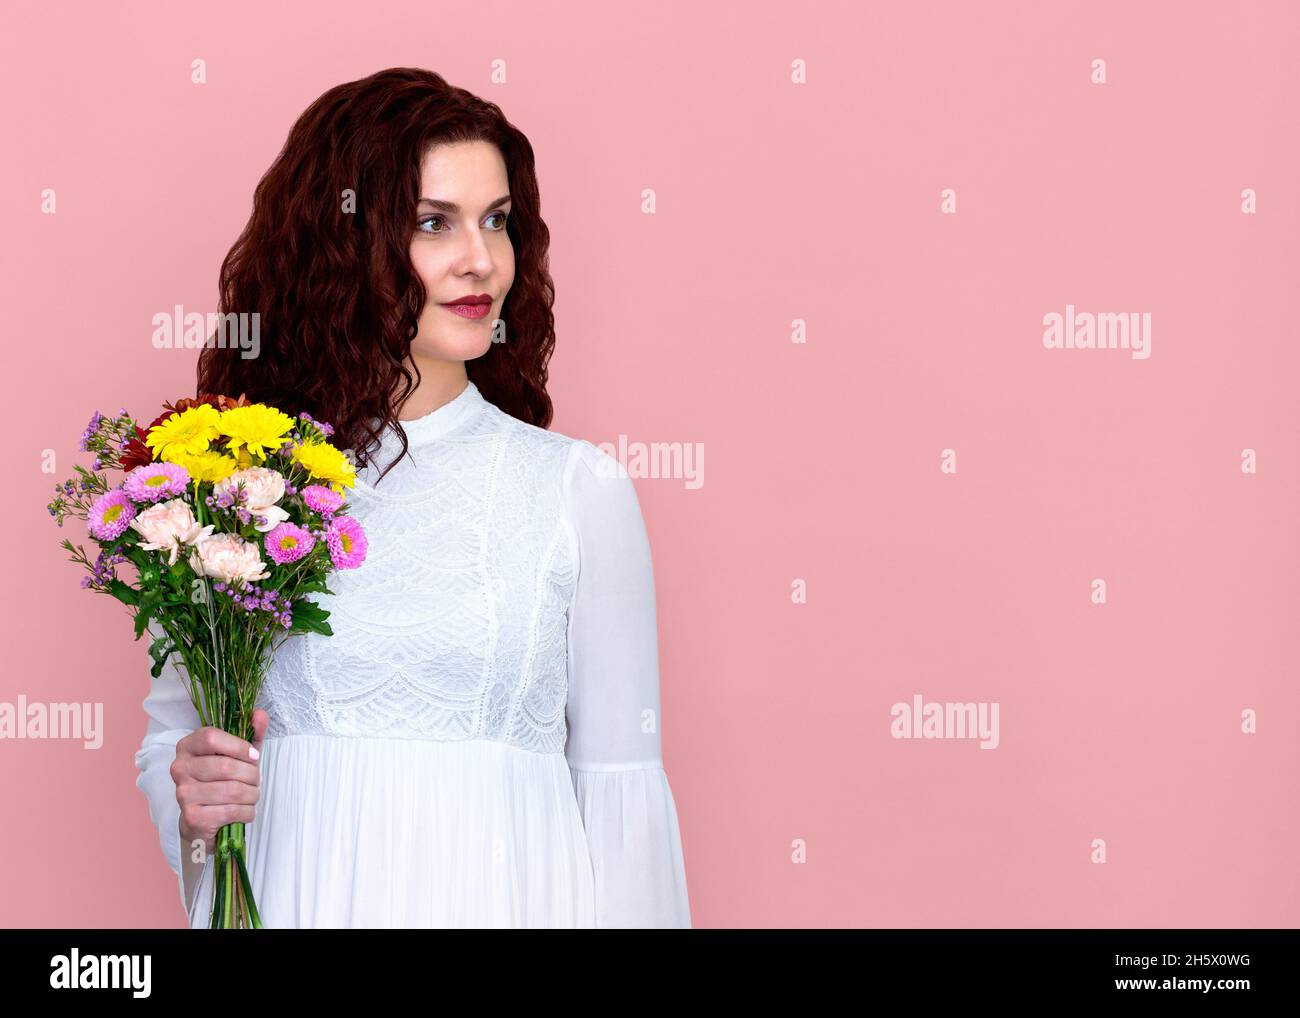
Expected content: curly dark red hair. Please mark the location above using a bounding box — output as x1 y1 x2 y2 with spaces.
196 67 556 483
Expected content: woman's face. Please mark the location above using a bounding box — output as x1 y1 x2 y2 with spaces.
407 140 515 365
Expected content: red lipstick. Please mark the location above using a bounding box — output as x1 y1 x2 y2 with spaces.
439 294 493 320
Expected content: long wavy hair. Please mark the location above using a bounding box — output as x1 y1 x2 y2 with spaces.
196 67 556 484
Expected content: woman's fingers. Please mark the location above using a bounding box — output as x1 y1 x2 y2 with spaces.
181 778 261 807
249 709 269 756
181 725 261 763
186 752 261 787
181 801 258 833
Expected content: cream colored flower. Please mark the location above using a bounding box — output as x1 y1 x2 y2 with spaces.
189 533 270 584
214 466 290 533
129 499 215 567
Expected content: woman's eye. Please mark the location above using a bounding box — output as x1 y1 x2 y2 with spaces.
416 211 509 235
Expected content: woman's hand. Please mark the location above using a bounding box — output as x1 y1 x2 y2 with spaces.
173 708 269 858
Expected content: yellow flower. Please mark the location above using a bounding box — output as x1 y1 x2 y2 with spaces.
218 404 297 460
146 404 222 464
171 449 241 485
292 441 357 494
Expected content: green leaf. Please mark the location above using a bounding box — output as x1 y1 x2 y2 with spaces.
289 599 333 637
107 579 139 607
148 634 171 679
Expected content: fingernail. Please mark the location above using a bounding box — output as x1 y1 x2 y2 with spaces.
249 746 260 760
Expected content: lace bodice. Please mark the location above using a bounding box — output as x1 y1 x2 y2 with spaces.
260 380 583 752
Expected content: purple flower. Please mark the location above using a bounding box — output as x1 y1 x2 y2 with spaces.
301 484 343 515
264 522 315 565
298 411 335 438
79 412 103 452
325 516 367 570
87 489 137 541
123 462 190 503
91 545 127 585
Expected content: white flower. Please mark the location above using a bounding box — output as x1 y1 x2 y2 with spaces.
215 467 290 533
189 533 270 584
130 499 214 567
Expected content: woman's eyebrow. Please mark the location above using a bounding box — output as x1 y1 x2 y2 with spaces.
417 195 511 214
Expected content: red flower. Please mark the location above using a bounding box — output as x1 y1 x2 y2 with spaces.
158 391 253 422
119 426 154 472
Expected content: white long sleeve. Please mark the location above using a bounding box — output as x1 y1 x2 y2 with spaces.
561 439 692 929
133 619 206 917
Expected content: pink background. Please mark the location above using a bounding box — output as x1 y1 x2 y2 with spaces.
2 0 1298 927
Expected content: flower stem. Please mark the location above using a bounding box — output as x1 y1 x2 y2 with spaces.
223 829 235 928
232 823 264 928
210 828 227 929
207 822 261 928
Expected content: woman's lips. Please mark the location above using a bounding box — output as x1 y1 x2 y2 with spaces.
440 301 492 320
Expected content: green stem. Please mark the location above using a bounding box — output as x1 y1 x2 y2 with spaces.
223 827 235 928
232 823 263 929
210 830 227 929
204 823 262 928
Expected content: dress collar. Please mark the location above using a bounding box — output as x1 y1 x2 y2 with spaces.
388 379 486 444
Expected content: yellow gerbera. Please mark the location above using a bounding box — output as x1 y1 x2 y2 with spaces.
292 441 357 494
219 404 297 460
146 404 222 464
171 449 241 485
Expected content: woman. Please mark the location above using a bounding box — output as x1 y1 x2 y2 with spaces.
132 67 691 928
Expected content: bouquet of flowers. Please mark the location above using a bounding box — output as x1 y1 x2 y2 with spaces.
46 393 368 928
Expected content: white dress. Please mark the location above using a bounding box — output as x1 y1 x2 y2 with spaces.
133 379 692 928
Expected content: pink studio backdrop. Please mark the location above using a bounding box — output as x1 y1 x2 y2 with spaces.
2 0 1297 928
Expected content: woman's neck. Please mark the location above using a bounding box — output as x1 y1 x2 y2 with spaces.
395 359 469 422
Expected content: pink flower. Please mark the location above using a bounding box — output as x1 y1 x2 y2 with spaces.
325 516 367 570
214 466 289 532
264 522 315 565
130 498 214 566
190 533 269 583
300 484 343 515
88 489 136 541
123 462 190 503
